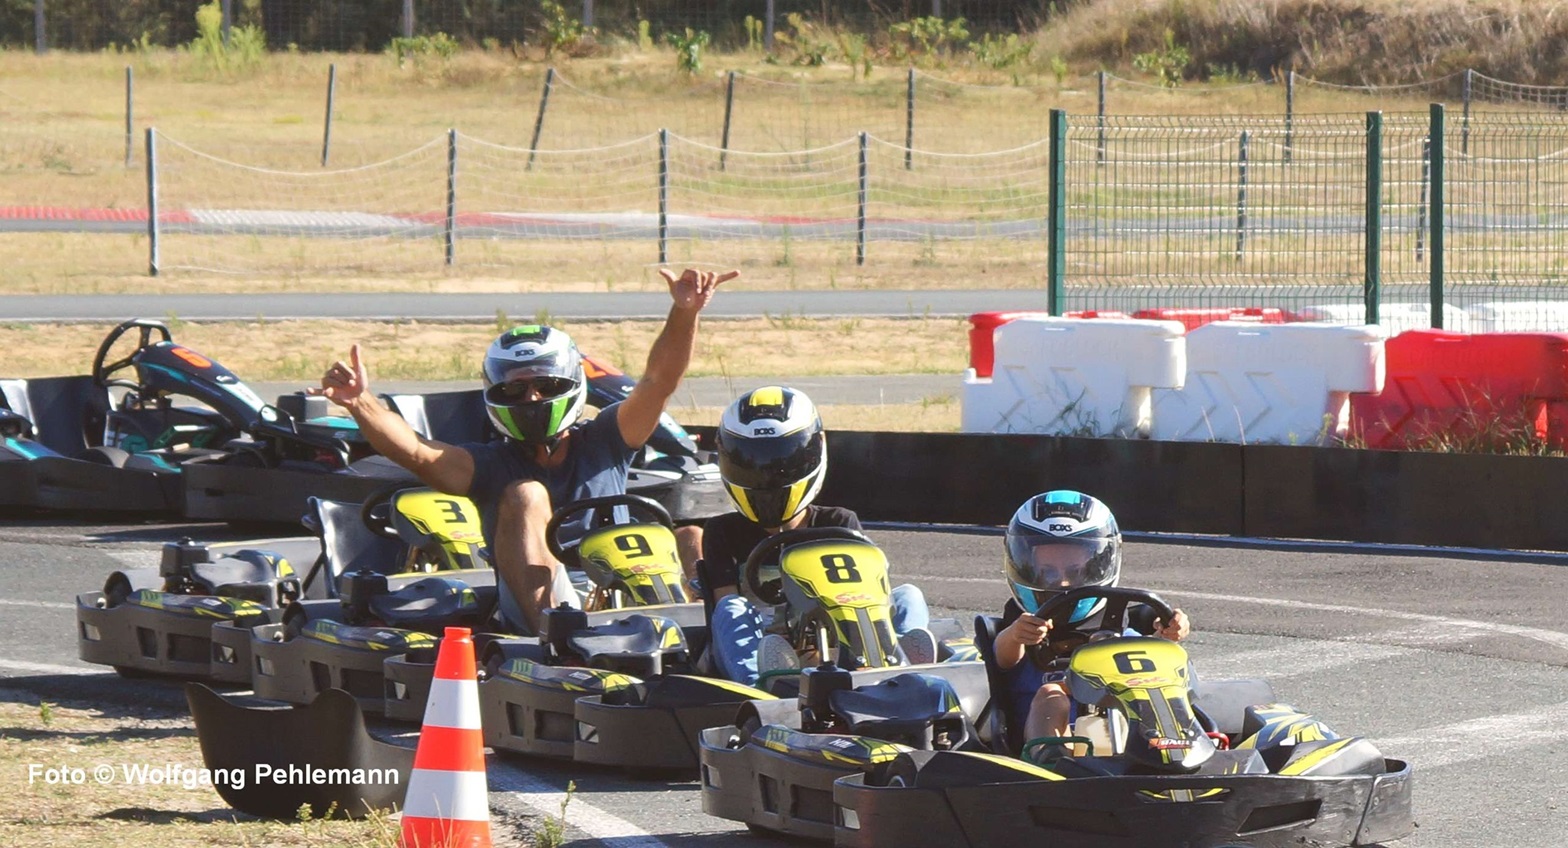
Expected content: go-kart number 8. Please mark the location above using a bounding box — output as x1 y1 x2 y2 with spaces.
821 553 862 584
614 533 652 558
1114 650 1156 674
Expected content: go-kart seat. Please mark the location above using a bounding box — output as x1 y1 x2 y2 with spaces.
973 614 1027 756
367 576 496 630
566 614 684 662
829 672 974 751
299 496 404 598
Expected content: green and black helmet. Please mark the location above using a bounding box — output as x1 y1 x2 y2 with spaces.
481 325 587 444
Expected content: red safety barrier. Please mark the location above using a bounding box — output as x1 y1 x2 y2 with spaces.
968 310 1128 378
1131 306 1294 332
1350 330 1568 450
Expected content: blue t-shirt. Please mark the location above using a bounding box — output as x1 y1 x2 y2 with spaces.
462 403 637 629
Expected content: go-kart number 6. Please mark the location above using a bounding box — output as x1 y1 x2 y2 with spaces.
1114 650 1156 674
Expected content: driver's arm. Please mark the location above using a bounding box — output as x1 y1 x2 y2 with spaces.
995 613 1049 671
617 303 700 450
343 394 475 495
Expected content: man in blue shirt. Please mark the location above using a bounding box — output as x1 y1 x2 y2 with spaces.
312 268 735 633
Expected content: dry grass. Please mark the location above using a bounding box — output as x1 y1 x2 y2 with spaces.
0 692 400 848
0 315 971 379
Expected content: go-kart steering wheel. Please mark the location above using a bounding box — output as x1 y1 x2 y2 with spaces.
92 319 172 390
742 526 874 607
544 493 675 565
360 481 422 539
1025 586 1177 672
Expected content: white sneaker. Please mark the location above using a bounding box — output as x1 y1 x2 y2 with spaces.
898 627 939 666
757 633 802 675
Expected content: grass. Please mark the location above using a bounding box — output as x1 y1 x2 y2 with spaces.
0 693 401 848
0 317 971 432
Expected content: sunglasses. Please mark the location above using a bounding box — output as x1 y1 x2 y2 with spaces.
486 376 575 403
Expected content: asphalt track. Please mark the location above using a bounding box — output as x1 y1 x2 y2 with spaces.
3 517 1567 847
0 285 1537 324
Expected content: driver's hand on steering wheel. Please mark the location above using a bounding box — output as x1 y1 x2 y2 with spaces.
1012 612 1052 646
309 344 369 409
1154 608 1190 642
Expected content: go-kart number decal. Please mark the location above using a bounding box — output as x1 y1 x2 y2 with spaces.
1114 650 1157 674
169 346 213 369
614 533 653 558
397 491 485 544
780 541 891 609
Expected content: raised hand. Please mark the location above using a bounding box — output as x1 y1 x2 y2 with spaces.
308 343 370 408
659 267 738 312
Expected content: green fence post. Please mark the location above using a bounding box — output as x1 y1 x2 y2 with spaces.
1048 109 1067 315
1430 103 1445 330
1365 111 1382 327
856 132 868 265
1284 70 1294 165
719 70 736 172
145 128 158 277
445 129 457 267
527 67 556 172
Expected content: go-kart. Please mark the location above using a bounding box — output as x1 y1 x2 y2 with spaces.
693 526 990 839
0 372 173 512
248 484 497 715
495 526 973 780
832 586 1415 848
76 537 304 682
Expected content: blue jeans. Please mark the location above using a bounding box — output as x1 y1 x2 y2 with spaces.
710 584 932 686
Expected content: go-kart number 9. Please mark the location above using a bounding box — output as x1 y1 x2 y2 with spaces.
821 553 863 584
1113 650 1156 674
614 533 653 558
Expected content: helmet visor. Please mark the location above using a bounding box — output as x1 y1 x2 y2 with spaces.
484 375 578 404
1005 536 1118 593
717 430 822 490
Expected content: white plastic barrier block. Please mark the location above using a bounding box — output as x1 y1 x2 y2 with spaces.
1465 301 1568 333
962 317 1186 437
1151 322 1386 445
1297 303 1471 335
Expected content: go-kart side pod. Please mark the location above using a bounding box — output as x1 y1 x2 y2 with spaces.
250 607 434 715
832 747 1414 848
185 683 412 820
77 588 280 681
479 654 641 761
574 675 777 773
699 721 912 842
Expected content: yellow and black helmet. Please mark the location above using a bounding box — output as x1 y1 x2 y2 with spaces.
716 386 826 529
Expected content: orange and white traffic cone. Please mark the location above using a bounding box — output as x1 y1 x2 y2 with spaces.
400 626 492 848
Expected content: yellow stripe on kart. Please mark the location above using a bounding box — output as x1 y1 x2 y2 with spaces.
1278 738 1359 776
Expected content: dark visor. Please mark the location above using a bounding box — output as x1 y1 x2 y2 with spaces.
717 429 821 490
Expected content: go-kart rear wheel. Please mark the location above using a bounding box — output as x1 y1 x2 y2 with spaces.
867 754 920 789
77 446 130 467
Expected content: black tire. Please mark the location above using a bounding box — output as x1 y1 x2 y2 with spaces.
76 446 130 467
867 753 921 788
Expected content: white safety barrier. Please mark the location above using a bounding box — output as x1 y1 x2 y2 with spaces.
1465 301 1568 333
962 317 1185 437
1150 322 1387 445
1297 303 1472 335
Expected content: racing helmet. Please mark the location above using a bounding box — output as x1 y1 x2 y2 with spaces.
481 325 587 444
716 386 826 529
1004 490 1122 623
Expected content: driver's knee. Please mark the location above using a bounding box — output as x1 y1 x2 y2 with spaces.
675 524 703 581
499 479 554 529
1028 683 1071 734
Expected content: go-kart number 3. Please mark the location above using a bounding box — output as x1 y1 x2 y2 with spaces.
821 553 863 584
437 499 468 523
614 533 653 558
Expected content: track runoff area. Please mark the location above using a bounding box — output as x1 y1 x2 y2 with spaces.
3 519 1568 846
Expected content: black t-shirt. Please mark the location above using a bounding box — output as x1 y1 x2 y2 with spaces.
701 505 862 593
